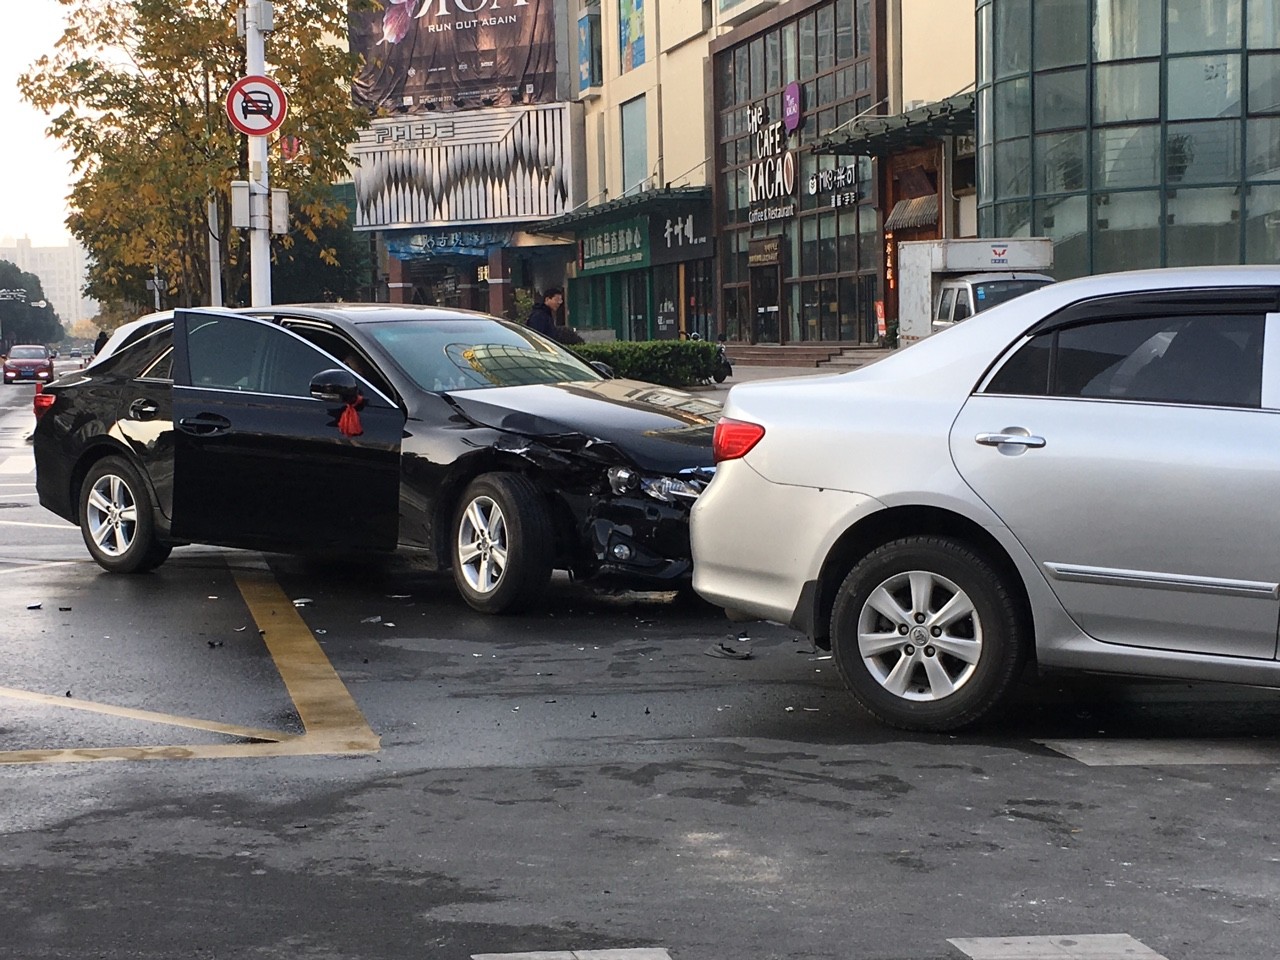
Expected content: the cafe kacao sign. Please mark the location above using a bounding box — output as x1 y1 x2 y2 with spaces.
746 105 796 224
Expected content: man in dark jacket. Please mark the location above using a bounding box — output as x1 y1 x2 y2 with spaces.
526 287 563 337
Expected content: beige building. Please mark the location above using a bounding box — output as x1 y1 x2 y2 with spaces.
0 236 99 326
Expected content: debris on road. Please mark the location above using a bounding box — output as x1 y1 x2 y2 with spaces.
292 598 313 607
361 615 382 624
26 602 41 610
706 642 751 660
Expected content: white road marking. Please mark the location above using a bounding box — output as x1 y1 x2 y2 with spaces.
949 934 1167 959
0 455 33 474
0 520 74 530
473 951 672 960
1037 738 1280 766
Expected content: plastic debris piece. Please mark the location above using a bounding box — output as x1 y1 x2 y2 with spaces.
207 640 223 648
65 690 71 698
784 706 795 712
511 706 520 712
803 707 819 712
387 594 411 599
545 699 557 704
809 655 833 661
58 607 71 612
26 603 41 610
361 615 382 624
292 598 313 607
384 622 395 628
208 596 218 600
706 642 752 660
235 626 248 632
315 629 327 635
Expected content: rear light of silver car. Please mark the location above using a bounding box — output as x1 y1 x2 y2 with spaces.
712 417 765 462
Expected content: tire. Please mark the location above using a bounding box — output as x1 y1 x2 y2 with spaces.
79 456 169 574
451 473 554 614
830 536 1028 732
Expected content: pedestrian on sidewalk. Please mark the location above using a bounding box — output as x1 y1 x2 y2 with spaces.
526 287 563 338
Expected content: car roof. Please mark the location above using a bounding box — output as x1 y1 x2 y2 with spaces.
232 304 504 325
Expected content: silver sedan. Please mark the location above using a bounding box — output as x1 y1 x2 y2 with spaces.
692 266 1280 731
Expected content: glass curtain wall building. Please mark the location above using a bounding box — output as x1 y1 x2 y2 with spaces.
977 0 1280 279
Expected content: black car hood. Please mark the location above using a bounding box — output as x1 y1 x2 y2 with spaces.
444 379 719 473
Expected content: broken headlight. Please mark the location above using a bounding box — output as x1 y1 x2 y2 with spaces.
607 465 709 503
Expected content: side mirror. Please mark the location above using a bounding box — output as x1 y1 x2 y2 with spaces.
590 360 614 379
310 368 360 403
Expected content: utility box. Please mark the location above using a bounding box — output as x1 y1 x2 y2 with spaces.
896 238 1055 346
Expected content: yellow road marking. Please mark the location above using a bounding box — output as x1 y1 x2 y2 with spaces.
0 555 380 764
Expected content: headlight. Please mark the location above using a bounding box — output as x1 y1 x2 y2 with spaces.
639 476 703 503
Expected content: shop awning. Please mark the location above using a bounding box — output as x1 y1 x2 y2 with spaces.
812 92 975 158
533 185 711 234
883 194 939 231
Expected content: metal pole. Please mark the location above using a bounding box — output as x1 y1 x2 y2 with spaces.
207 197 224 306
245 2 271 306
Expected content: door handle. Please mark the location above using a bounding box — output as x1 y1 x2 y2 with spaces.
975 432 1046 449
177 413 232 436
128 398 159 420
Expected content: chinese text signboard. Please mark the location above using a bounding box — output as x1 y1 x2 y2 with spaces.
578 218 650 275
649 209 713 265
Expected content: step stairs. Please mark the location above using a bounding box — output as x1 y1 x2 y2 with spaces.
725 344 887 368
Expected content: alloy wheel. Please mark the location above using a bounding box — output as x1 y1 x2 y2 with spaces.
85 474 138 558
856 569 983 702
456 495 509 594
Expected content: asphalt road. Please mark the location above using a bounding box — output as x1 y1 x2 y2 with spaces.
2 373 1280 960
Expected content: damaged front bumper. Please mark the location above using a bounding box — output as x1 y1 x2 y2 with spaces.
586 495 697 583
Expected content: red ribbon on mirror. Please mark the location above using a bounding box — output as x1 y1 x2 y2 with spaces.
338 393 365 437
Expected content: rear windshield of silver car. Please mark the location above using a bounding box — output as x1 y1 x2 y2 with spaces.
366 319 603 392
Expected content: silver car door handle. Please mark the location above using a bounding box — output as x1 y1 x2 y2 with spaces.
975 432 1046 448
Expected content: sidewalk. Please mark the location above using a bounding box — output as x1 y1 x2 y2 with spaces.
695 347 897 400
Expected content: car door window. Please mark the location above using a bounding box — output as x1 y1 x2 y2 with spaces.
937 287 956 321
987 311 1265 408
187 316 335 397
954 289 972 321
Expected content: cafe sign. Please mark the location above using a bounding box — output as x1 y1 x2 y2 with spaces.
808 161 863 209
746 103 796 224
578 216 651 275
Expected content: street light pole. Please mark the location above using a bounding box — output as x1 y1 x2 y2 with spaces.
244 2 272 306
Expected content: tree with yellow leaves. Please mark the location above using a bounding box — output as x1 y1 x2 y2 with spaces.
19 0 373 312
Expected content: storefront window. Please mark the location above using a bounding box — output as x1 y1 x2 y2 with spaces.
1035 69 1087 131
995 0 1030 79
750 37 765 99
1246 117 1280 179
799 13 816 79
1249 53 1280 114
1094 0 1160 61
1094 124 1160 188
1094 61 1160 123
1165 120 1240 184
1167 54 1241 121
1244 184 1280 263
766 31 781 92
783 21 798 84
818 278 839 340
1035 131 1087 193
1167 0 1239 55
839 276 858 341
1093 190 1162 271
856 0 870 57
1167 186 1242 265
817 5 835 73
801 216 819 274
1034 0 1087 71
1249 1 1280 49
819 213 838 274
838 209 858 271
858 205 878 271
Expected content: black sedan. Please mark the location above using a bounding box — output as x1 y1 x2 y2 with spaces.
33 306 720 614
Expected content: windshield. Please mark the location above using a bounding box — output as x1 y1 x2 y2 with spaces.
9 346 46 359
365 318 603 392
972 279 1053 312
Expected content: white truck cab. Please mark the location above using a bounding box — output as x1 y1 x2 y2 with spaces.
896 238 1055 345
932 272 1055 334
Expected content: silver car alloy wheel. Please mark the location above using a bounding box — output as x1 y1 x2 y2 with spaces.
86 473 138 558
856 569 984 702
457 494 509 595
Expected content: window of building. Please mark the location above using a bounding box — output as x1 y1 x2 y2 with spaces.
1167 54 1241 121
1093 0 1161 61
1094 61 1160 123
1034 0 1088 70
1248 53 1280 114
1166 0 1240 55
620 96 648 196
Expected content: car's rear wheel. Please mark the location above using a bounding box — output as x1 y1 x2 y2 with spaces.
830 536 1027 732
451 473 553 614
79 456 170 573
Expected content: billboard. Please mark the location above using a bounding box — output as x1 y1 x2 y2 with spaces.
350 0 557 112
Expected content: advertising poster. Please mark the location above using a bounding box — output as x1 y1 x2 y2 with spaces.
619 0 645 72
350 0 557 112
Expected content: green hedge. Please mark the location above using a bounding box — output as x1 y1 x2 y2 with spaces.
570 340 718 387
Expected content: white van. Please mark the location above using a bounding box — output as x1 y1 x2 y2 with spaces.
931 272 1055 333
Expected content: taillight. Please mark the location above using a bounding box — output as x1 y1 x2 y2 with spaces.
33 383 55 419
712 417 765 462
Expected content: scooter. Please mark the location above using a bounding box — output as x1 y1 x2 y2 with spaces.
713 334 733 383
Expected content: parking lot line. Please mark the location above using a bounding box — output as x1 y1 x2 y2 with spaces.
1036 738 1280 766
0 554 379 764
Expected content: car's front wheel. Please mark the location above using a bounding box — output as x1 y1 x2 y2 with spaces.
79 456 170 573
830 536 1028 732
451 473 553 614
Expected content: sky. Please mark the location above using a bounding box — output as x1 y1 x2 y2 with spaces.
1 0 76 247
